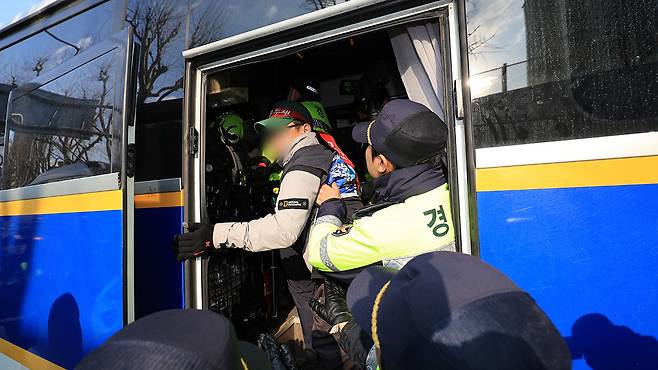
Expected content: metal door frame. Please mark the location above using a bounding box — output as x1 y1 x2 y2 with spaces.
120 27 139 323
182 0 477 308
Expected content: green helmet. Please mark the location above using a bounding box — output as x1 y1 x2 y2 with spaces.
217 113 245 140
301 101 332 133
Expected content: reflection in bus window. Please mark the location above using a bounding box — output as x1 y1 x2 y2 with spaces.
0 2 116 180
2 51 118 189
466 0 658 147
0 3 114 88
125 0 348 104
0 83 8 176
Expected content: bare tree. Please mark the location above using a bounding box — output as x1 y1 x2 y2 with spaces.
127 0 182 104
465 0 499 57
127 0 225 105
305 0 343 10
467 24 497 55
3 0 228 187
59 63 113 166
3 57 115 188
32 56 48 77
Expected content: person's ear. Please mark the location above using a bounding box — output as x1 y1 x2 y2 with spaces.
377 154 392 175
302 123 312 133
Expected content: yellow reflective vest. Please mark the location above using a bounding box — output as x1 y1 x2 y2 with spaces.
307 184 455 272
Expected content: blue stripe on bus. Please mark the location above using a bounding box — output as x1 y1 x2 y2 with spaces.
134 206 185 319
477 183 658 370
0 210 123 369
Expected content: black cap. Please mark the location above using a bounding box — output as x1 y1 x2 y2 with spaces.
289 81 321 101
347 252 570 369
352 99 447 167
76 309 271 370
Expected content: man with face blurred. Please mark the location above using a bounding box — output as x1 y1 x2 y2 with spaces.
173 101 335 351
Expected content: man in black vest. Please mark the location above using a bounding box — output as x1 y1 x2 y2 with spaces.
173 101 334 352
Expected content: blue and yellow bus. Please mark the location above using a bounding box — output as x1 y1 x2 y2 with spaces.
0 0 656 369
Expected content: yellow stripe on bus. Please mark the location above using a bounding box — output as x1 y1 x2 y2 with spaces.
477 155 658 192
135 191 184 209
0 190 122 217
0 338 64 370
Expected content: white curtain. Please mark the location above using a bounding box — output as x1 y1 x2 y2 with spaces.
389 21 446 120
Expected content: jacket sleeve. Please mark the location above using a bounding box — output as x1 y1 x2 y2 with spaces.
307 201 382 272
212 170 321 252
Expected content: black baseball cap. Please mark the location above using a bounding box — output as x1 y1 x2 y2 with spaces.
288 81 320 101
347 251 570 370
76 309 271 370
352 99 448 167
254 100 313 134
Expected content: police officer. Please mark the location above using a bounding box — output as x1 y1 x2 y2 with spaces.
345 251 572 370
306 99 456 277
76 309 274 370
173 100 335 351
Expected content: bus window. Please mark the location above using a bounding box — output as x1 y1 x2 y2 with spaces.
0 3 120 189
467 0 658 148
2 49 121 189
0 3 115 87
134 100 182 182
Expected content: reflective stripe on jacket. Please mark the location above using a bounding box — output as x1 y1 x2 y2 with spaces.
307 183 455 272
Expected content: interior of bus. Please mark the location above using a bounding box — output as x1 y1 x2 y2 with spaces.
199 19 453 356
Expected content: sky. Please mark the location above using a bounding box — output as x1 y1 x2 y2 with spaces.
465 0 528 98
0 0 58 29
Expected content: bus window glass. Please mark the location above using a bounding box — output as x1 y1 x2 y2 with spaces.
134 101 182 182
2 51 119 189
126 0 348 104
466 0 658 148
0 3 114 88
0 2 116 179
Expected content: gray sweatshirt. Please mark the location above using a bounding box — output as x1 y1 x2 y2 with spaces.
212 133 332 265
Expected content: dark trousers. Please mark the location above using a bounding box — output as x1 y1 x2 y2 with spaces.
280 247 316 350
287 278 316 350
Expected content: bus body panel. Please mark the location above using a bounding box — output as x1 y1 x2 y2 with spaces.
133 191 185 319
0 191 124 369
0 25 139 367
477 156 658 370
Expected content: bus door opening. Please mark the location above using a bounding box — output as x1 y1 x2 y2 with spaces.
195 14 461 352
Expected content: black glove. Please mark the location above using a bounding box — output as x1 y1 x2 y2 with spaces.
310 279 353 327
172 222 214 261
338 320 372 369
257 334 298 370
